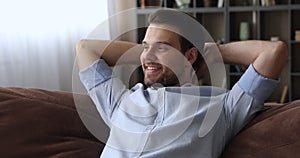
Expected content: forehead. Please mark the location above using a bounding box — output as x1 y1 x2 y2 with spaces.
143 23 180 44
148 23 179 32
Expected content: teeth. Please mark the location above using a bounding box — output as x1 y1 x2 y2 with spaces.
147 66 157 70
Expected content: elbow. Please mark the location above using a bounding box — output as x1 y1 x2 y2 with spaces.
76 39 88 54
274 41 289 65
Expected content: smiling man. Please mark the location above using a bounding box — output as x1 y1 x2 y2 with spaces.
76 9 287 158
141 26 193 86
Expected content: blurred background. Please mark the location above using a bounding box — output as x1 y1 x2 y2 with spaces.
0 0 110 91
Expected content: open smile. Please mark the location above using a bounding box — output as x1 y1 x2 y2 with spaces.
144 63 163 75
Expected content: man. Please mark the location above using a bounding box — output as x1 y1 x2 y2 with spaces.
76 9 287 158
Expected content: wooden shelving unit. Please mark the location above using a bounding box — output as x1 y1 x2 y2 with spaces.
135 0 300 102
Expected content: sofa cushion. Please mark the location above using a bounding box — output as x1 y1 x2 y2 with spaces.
0 87 105 158
222 100 300 158
1 87 300 158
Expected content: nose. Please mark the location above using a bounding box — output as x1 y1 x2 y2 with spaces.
142 47 157 62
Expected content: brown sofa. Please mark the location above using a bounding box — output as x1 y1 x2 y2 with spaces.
0 87 299 158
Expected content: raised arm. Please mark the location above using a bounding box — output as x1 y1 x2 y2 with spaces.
219 40 288 79
75 40 143 70
203 40 288 80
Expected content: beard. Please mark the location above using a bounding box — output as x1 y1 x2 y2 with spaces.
143 68 180 87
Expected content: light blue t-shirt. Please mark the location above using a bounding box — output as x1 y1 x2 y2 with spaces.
79 59 278 158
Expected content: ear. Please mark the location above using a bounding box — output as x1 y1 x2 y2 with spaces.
184 47 198 65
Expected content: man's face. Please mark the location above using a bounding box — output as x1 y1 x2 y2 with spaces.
140 24 188 87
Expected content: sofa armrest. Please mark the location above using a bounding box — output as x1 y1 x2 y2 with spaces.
222 100 300 158
0 87 105 158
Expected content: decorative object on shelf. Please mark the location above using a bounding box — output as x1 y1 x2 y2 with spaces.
260 0 264 6
203 0 212 7
295 30 300 41
216 38 225 44
140 0 146 8
270 36 279 41
252 0 258 6
175 0 191 9
239 22 250 41
217 0 224 8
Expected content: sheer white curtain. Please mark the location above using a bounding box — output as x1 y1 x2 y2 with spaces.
0 0 109 91
106 0 137 42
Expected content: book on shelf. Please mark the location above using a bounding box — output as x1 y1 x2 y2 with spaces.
260 0 276 6
295 30 300 41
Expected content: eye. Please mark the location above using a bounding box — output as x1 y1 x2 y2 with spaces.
157 44 169 52
142 44 149 50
